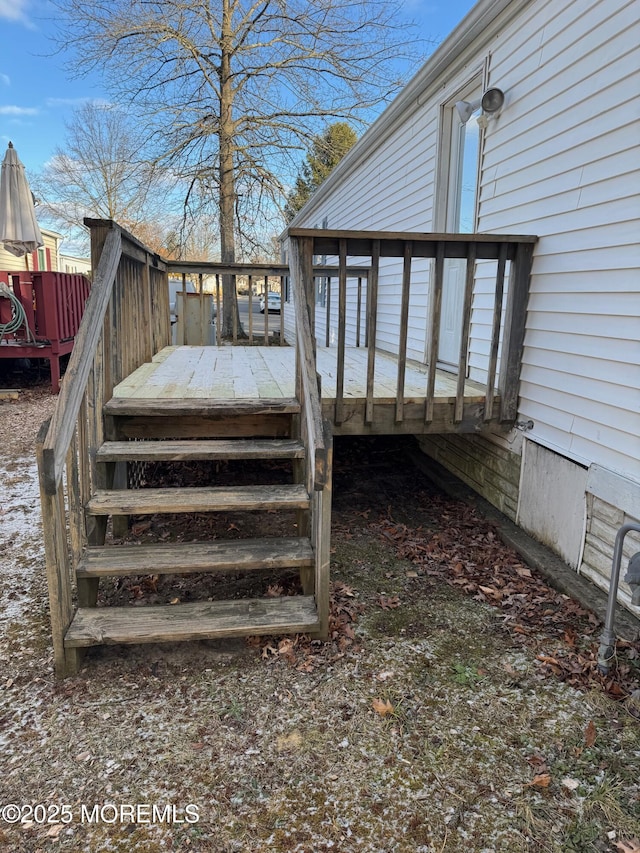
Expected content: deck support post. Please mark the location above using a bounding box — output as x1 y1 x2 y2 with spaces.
36 420 81 678
311 420 332 640
499 241 535 422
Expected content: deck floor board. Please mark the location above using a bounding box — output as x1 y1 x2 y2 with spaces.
113 345 489 404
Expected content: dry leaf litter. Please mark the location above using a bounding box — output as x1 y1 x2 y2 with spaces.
0 383 638 852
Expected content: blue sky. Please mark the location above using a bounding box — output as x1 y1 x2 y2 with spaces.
1 0 478 176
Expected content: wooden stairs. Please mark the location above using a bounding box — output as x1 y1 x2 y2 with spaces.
63 397 330 656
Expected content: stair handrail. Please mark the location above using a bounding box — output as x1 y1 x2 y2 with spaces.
40 227 123 494
288 234 327 490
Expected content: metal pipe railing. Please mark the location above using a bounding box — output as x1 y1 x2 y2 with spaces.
597 522 640 674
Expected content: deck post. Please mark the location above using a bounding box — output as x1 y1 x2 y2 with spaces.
499 241 534 422
36 420 80 678
312 420 332 640
301 237 315 352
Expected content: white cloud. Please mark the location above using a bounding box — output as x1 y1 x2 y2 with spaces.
0 74 10 87
0 0 33 25
0 105 38 116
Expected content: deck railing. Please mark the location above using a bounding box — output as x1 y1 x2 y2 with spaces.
0 270 92 391
35 221 536 674
37 219 170 676
287 229 537 426
167 260 289 346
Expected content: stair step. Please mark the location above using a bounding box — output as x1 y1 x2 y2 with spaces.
76 537 314 577
87 484 310 515
105 397 300 417
97 438 305 463
65 596 320 647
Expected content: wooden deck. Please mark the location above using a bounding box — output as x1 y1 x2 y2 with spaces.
112 345 501 435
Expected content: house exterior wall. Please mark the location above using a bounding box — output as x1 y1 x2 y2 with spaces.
286 0 640 615
0 228 61 276
60 254 92 276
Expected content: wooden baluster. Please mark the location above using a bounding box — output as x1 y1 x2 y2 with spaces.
425 241 444 423
365 240 380 424
395 241 412 423
484 242 508 421
181 272 187 346
335 239 348 424
279 274 285 344
215 274 222 345
263 275 269 345
454 241 476 423
356 276 362 348
198 273 205 345
325 275 331 348
232 274 238 343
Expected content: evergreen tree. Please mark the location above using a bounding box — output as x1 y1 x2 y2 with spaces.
285 123 357 222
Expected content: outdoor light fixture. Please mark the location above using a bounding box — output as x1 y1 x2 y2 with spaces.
455 87 505 125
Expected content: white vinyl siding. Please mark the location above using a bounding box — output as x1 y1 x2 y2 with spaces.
477 0 640 482
289 0 639 488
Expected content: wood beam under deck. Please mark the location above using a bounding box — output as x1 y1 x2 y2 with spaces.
111 345 503 437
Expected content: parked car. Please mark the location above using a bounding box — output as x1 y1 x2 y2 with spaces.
259 291 281 313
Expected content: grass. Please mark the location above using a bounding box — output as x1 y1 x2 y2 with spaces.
1 435 638 851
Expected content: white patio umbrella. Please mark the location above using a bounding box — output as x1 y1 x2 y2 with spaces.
0 141 43 257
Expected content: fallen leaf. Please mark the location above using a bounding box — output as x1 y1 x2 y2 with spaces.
561 777 580 791
46 824 63 838
615 840 640 853
131 521 151 536
478 584 501 599
75 751 91 762
372 697 395 717
169 597 180 605
529 773 551 788
515 566 532 578
278 638 296 663
377 595 400 610
584 720 596 748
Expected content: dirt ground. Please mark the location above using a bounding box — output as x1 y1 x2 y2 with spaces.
0 381 639 853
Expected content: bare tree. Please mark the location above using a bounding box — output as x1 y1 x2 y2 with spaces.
35 101 176 253
54 0 426 336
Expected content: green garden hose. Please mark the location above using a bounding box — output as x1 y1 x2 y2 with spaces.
0 283 35 343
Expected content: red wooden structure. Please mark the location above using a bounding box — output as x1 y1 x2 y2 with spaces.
0 271 91 392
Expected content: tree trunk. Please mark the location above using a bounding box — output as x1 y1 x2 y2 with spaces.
219 0 242 339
